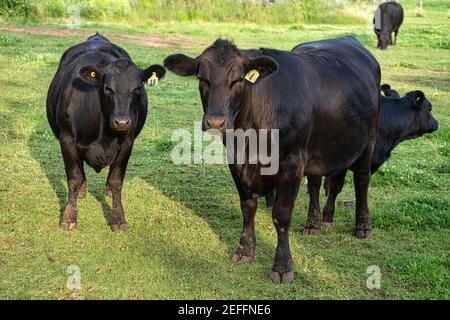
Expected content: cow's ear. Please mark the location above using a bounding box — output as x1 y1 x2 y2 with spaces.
164 54 198 77
79 66 102 86
142 64 166 85
412 90 425 108
244 56 278 84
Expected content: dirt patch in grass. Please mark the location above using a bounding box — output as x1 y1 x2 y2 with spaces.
0 25 196 48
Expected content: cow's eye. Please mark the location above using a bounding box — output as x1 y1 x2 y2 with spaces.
230 78 243 88
198 77 209 86
105 87 114 95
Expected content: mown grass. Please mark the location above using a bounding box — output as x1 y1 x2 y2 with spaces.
0 0 449 299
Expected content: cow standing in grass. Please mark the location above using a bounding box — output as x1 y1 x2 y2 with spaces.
46 33 165 231
319 85 439 228
374 1 404 49
164 36 380 284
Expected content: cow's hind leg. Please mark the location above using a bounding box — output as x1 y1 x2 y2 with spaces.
322 169 347 229
60 134 84 230
394 29 399 45
265 188 276 211
271 163 301 284
303 175 322 235
107 146 132 232
351 147 374 239
77 164 87 199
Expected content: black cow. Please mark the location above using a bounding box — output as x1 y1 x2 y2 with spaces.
164 36 380 284
374 1 404 49
46 33 165 231
381 83 400 98
320 86 438 228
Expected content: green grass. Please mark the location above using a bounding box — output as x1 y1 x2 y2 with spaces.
0 0 449 299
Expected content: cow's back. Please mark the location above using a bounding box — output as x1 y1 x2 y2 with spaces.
380 1 404 31
284 36 380 175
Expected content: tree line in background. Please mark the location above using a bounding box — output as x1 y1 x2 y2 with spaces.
0 0 367 25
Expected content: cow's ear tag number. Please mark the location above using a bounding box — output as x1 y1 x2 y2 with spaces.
148 72 159 86
90 71 96 78
245 69 260 83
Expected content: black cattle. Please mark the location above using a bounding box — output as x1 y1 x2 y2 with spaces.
46 33 165 231
374 1 404 49
164 36 380 284
381 83 400 98
320 85 438 228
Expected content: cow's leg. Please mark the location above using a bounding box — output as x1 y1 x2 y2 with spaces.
231 197 257 264
107 146 132 232
229 165 257 264
271 167 301 284
59 134 84 230
77 164 87 199
265 188 276 211
304 175 322 235
351 147 374 239
322 169 347 229
394 29 399 45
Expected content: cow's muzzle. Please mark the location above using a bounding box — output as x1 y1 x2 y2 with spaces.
202 114 228 133
111 116 132 132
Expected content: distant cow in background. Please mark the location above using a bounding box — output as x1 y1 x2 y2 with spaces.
320 85 439 228
46 33 165 231
374 1 404 49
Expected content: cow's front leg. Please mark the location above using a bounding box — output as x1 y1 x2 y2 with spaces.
59 134 84 230
303 175 322 235
107 147 132 232
271 169 300 284
264 188 276 211
231 197 257 264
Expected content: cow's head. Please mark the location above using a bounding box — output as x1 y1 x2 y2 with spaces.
79 59 165 133
405 90 439 137
378 31 391 50
163 39 278 133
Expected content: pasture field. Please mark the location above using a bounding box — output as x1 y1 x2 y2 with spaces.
0 1 449 299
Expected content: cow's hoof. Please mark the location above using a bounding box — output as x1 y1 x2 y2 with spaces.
78 184 87 199
271 271 294 285
60 221 77 230
321 222 333 229
110 223 128 232
355 224 373 239
231 254 254 264
303 227 321 235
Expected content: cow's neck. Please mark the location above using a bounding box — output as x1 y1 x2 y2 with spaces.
233 85 277 131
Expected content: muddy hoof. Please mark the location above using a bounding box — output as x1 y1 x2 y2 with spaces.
231 254 254 264
303 227 321 235
355 224 373 239
321 222 333 229
271 271 294 284
110 223 128 232
60 221 77 230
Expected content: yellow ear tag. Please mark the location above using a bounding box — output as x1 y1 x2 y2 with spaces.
148 72 159 86
245 69 260 83
90 71 96 78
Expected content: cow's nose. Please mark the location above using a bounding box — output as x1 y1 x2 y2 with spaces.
112 117 131 131
203 115 227 131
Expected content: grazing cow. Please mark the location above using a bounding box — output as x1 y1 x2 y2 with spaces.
46 33 165 231
164 36 380 284
374 1 404 49
381 83 400 98
320 86 439 228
